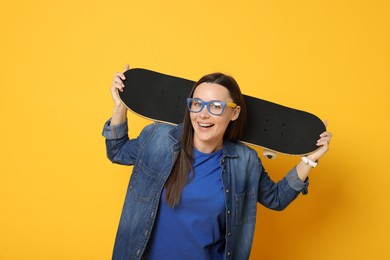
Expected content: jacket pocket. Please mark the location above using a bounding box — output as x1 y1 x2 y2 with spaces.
129 160 161 202
235 188 257 226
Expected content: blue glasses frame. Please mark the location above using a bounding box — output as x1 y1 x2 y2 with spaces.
187 98 237 116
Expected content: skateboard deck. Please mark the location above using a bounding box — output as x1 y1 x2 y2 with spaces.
119 68 326 156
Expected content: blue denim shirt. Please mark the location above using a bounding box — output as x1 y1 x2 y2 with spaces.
103 119 308 260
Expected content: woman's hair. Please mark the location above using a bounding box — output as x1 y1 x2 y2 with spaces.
164 72 247 207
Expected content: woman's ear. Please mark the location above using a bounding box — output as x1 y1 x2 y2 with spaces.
231 106 241 121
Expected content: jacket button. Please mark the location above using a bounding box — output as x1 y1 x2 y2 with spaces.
227 232 231 236
226 189 230 193
221 159 225 163
227 210 231 214
227 252 231 257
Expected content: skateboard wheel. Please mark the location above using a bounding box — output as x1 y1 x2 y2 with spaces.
263 150 277 159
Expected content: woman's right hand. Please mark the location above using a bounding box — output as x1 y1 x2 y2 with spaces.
109 64 130 126
110 64 130 107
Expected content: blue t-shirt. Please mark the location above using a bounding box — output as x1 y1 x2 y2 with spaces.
145 148 226 259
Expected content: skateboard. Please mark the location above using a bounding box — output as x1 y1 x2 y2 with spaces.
119 68 326 158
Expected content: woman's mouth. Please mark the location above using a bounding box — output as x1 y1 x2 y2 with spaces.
198 123 214 128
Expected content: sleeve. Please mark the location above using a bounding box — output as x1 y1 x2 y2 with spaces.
285 167 309 195
257 157 309 211
102 118 140 166
102 118 129 140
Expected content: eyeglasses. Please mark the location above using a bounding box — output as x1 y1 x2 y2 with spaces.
187 98 237 116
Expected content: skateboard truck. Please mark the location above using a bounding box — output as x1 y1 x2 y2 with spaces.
263 150 277 159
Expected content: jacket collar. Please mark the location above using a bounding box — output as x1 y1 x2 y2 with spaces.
168 124 182 152
222 140 240 158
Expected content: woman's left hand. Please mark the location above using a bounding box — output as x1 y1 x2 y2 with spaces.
307 124 332 162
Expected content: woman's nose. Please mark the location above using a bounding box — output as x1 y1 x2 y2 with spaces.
199 105 210 118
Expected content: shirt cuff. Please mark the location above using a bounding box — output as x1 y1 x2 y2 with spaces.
285 167 309 195
102 119 128 140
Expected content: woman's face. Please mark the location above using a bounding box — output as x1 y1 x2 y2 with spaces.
190 82 240 153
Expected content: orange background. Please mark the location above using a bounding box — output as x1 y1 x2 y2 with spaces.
1 0 389 259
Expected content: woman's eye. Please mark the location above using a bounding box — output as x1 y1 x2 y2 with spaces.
211 102 223 110
194 101 202 107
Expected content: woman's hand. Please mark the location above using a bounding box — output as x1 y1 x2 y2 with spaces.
295 121 332 182
110 64 130 126
110 64 129 108
307 121 332 162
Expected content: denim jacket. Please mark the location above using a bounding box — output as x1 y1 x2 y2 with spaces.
102 119 308 260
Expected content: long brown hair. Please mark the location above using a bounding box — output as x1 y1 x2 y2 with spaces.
164 73 247 207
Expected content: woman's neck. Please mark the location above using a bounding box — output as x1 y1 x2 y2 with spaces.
193 139 223 154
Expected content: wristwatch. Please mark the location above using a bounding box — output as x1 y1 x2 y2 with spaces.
301 156 318 168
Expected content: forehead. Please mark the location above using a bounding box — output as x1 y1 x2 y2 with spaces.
193 83 231 101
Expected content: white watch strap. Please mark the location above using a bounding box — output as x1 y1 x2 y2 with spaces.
301 156 318 168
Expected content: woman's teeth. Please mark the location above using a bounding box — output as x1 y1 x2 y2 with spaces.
199 123 214 128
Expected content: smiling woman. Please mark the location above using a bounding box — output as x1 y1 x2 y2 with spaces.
103 65 332 259
189 82 242 152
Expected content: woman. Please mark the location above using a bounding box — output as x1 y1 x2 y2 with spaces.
103 65 332 260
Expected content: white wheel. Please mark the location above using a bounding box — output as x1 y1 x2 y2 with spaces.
263 150 277 159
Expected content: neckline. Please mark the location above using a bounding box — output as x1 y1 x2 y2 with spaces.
194 148 223 156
